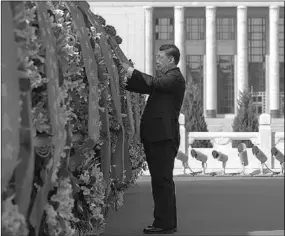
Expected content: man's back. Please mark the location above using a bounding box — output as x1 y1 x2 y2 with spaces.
140 68 186 142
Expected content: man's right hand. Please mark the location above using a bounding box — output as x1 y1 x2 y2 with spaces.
121 62 134 78
121 62 131 71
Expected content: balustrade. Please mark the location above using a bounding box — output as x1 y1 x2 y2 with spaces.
143 113 284 176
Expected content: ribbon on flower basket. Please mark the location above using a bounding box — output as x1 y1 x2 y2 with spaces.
106 34 137 142
66 2 100 144
134 93 141 143
95 54 113 188
1 2 21 193
16 76 35 218
30 2 67 234
84 8 126 181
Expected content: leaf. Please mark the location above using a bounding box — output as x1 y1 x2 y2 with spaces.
112 131 125 181
69 150 85 172
77 200 84 213
78 137 96 155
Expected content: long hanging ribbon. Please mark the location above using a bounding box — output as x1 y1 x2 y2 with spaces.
66 1 100 143
1 1 21 193
30 2 67 234
84 8 126 181
107 35 137 141
15 76 35 218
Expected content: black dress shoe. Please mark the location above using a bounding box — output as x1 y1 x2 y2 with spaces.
143 226 175 234
147 225 177 232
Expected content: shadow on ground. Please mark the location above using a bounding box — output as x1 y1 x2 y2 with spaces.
104 177 284 236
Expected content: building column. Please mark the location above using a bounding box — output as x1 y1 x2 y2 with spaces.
234 55 238 114
205 6 217 118
174 6 186 78
236 6 248 99
269 5 280 118
144 6 154 76
265 55 270 113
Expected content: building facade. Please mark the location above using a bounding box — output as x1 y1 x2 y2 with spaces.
90 1 284 118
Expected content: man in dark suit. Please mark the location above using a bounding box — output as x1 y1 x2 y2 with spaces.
122 44 186 234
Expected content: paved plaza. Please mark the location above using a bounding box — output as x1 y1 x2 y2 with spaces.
104 176 284 236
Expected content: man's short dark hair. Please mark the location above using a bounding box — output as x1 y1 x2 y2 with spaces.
159 44 180 65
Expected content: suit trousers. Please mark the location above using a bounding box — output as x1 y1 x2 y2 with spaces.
143 139 178 230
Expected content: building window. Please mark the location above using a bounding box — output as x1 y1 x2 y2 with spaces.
155 18 174 40
248 18 266 63
186 18 205 40
217 56 235 114
248 18 266 93
279 17 284 62
186 55 204 107
216 18 235 40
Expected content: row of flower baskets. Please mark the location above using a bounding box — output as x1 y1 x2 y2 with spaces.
1 1 146 236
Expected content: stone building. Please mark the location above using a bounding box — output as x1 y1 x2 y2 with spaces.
90 0 284 131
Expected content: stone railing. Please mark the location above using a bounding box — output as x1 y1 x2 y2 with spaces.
142 113 284 176
178 113 284 175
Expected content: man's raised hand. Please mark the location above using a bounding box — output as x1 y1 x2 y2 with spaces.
121 62 130 71
121 62 134 78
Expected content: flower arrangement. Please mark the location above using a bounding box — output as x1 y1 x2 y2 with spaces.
1 196 29 236
2 1 146 236
71 150 107 235
44 177 78 236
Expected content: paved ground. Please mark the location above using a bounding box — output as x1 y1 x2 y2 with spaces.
103 176 284 236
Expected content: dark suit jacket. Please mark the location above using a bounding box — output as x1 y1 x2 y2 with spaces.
125 67 186 143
